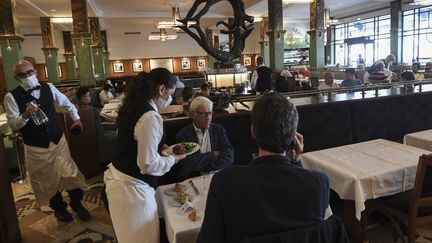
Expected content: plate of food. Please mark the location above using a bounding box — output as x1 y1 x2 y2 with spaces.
168 193 195 207
164 183 188 196
163 142 200 156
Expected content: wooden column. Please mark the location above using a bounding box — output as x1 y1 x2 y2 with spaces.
89 17 104 80
63 31 77 80
71 0 94 85
326 25 335 65
0 135 21 243
309 0 326 68
268 0 285 73
390 0 402 63
0 0 24 91
206 29 217 68
40 17 60 83
259 17 270 66
101 30 110 78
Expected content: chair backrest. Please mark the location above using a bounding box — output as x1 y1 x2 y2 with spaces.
410 153 432 221
287 77 297 91
240 215 349 243
275 76 289 92
310 77 319 88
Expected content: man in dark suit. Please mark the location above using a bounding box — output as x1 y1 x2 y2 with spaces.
197 93 330 243
176 96 234 180
251 56 273 93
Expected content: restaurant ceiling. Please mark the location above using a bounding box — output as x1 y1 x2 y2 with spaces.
15 0 401 34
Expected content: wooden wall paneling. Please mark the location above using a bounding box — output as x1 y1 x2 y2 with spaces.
0 135 21 243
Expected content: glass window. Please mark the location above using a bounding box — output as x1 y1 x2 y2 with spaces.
402 35 415 64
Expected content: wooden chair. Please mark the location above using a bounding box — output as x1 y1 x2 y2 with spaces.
287 77 302 92
310 77 320 88
363 153 432 243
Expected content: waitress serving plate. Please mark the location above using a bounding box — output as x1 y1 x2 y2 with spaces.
162 142 200 156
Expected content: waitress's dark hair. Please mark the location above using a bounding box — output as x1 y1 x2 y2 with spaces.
117 68 176 128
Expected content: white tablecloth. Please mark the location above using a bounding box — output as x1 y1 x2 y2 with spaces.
301 139 429 220
0 113 12 135
156 174 213 243
404 129 432 151
100 103 121 122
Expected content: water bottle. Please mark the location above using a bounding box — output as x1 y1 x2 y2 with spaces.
26 101 49 125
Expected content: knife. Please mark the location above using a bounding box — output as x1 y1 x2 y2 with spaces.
189 180 199 195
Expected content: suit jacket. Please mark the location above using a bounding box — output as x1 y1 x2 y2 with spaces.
240 215 349 243
197 155 330 243
176 123 234 179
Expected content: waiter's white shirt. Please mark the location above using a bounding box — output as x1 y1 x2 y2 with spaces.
251 64 265 90
134 100 175 176
3 82 80 130
193 122 211 153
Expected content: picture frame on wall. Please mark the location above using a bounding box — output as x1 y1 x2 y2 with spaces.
197 59 206 69
243 56 251 66
44 65 62 78
181 59 191 70
113 62 124 73
132 61 143 72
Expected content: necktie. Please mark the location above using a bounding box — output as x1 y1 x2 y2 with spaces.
27 85 41 93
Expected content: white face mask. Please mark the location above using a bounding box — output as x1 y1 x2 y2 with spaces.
20 74 39 89
156 95 173 109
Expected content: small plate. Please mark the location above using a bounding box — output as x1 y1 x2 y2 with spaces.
163 142 200 156
163 185 188 196
168 194 195 207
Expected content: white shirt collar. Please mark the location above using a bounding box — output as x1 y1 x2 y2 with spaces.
149 99 158 112
192 122 208 133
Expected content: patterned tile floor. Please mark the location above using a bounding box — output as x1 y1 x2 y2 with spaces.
11 175 432 243
12 175 116 243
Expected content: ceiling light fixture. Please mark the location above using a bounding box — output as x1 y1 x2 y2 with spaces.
409 0 432 5
282 0 314 3
148 29 179 41
156 7 196 30
51 17 73 24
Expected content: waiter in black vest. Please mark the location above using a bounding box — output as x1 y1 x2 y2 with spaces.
251 56 273 94
3 60 90 222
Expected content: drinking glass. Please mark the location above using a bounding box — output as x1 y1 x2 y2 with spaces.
26 101 49 125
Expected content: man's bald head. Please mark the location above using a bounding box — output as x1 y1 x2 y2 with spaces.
13 60 35 80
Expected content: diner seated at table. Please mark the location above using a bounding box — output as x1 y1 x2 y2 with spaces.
365 61 389 84
176 96 234 180
426 61 432 72
76 87 103 137
300 66 311 78
99 84 114 106
280 65 293 78
197 93 330 243
412 63 424 80
198 82 212 97
318 72 339 90
340 68 362 88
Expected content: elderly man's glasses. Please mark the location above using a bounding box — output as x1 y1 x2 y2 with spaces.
196 111 213 117
16 70 36 79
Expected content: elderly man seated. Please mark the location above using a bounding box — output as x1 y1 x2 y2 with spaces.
176 96 234 179
340 68 362 87
318 72 339 90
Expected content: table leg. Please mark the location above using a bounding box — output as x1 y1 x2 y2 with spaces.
342 200 364 243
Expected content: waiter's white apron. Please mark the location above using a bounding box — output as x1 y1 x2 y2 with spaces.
104 164 159 243
25 135 86 205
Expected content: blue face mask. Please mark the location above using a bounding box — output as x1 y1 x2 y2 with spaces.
156 94 173 109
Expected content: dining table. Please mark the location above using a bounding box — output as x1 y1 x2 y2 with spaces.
404 129 432 152
156 174 213 243
0 113 12 135
301 139 430 242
